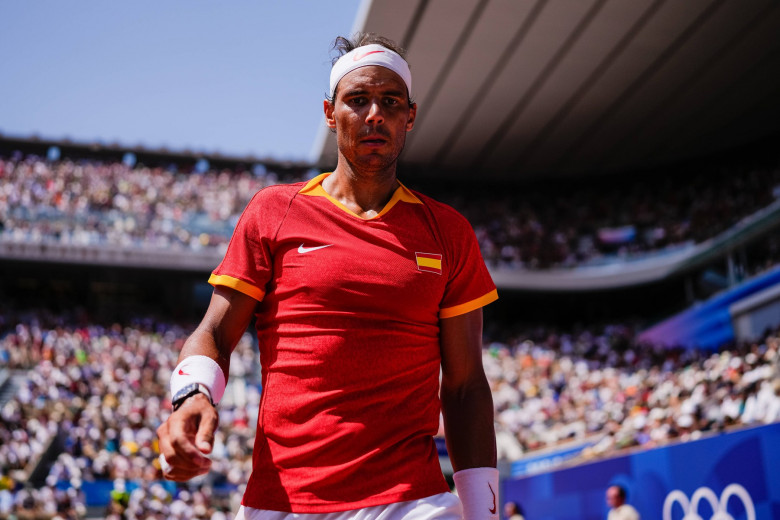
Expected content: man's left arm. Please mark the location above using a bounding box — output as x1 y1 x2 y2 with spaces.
440 307 498 519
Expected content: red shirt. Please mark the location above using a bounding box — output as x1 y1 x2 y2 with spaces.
210 173 497 512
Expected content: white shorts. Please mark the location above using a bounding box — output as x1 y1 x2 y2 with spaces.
235 492 463 520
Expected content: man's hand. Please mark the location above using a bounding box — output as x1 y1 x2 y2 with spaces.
156 393 219 481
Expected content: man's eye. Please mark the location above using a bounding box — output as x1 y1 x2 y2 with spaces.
350 98 366 106
384 98 399 106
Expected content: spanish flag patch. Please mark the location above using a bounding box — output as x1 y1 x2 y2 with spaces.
415 252 442 275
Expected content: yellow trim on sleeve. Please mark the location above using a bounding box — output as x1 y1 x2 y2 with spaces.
439 289 498 319
208 274 265 302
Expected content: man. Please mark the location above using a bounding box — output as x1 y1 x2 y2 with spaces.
503 501 524 520
606 485 640 520
157 33 499 520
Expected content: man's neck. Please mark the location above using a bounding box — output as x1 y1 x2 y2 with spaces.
322 163 399 219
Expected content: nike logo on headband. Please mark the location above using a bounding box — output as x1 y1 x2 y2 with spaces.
353 50 384 61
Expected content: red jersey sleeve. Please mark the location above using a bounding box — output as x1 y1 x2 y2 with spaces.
430 200 498 318
208 185 295 301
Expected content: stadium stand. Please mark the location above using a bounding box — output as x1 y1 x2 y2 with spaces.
0 153 268 251
2 145 778 273
0 310 259 519
1 306 779 518
1 138 779 519
486 322 780 462
445 165 780 270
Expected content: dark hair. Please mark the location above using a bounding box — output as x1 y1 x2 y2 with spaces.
614 486 627 500
328 33 413 104
330 32 408 65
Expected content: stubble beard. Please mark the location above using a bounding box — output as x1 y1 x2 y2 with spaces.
339 133 407 178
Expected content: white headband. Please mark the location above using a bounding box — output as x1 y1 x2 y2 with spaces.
329 44 412 99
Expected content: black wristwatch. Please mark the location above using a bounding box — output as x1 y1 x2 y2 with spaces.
172 383 214 411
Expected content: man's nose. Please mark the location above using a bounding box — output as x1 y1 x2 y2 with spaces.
365 101 384 125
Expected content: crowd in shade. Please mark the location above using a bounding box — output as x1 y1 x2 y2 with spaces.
2 153 779 269
435 166 780 269
1 309 780 518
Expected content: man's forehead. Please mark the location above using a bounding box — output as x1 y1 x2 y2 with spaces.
335 66 408 95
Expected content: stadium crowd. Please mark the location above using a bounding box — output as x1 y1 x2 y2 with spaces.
485 324 780 461
0 309 259 519
1 146 779 518
0 153 289 253
2 153 779 270
441 166 780 269
1 308 779 518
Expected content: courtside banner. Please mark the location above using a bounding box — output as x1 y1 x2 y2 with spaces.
502 422 780 519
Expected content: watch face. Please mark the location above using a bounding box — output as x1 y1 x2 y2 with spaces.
172 383 214 411
172 383 201 410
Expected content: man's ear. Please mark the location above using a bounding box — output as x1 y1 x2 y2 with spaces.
324 100 336 129
406 103 417 132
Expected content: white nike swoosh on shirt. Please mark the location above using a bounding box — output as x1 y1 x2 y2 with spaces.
298 244 334 254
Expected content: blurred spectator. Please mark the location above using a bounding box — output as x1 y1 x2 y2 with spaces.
606 485 640 520
504 501 525 520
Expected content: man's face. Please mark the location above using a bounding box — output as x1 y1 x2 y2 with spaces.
324 65 416 173
606 486 623 508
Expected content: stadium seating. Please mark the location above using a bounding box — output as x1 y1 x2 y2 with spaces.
2 145 779 518
0 312 257 519
2 152 778 271
1 309 778 518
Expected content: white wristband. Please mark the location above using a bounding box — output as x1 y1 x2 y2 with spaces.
170 355 227 405
453 467 500 520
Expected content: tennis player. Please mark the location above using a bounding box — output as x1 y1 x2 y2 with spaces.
157 33 499 520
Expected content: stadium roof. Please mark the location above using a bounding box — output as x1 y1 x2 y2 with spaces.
313 0 780 181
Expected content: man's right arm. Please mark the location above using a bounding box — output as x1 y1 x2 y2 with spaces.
156 285 257 481
178 284 258 375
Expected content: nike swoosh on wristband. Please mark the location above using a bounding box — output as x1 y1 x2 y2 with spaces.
178 369 190 376
353 49 384 61
488 483 496 514
298 244 334 254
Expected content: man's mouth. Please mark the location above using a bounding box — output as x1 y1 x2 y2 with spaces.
361 136 388 146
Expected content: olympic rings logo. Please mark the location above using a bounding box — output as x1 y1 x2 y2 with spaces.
663 483 755 520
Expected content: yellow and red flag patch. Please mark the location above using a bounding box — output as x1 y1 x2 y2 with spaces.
415 252 442 275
